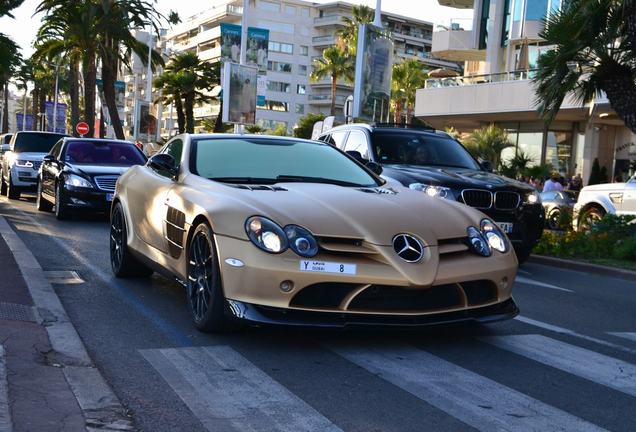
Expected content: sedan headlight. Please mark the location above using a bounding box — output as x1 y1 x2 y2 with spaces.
15 159 33 168
65 174 94 188
525 191 540 204
409 183 453 199
480 219 509 253
466 226 491 257
284 225 318 258
245 216 288 254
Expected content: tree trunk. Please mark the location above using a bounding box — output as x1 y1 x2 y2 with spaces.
39 92 46 131
69 62 80 136
101 53 125 139
184 93 195 133
394 99 403 123
625 0 636 56
174 94 185 134
330 75 337 117
32 88 39 129
599 63 636 134
2 83 8 133
213 98 224 133
83 52 97 137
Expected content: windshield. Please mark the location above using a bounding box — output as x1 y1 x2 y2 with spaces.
64 141 146 166
371 131 480 170
14 133 67 153
192 137 379 187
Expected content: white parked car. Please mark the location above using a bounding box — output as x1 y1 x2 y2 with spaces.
573 175 636 230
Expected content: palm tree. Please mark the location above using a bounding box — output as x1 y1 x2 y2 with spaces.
391 60 428 124
154 52 218 134
534 0 636 133
464 124 514 170
0 35 21 133
335 5 374 54
311 47 354 116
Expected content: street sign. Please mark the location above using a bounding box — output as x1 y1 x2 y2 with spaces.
76 122 89 136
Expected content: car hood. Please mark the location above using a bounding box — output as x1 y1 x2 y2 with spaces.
185 175 485 246
580 182 625 192
382 165 532 191
68 164 133 177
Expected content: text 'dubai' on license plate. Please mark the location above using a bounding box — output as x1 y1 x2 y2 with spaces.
299 260 357 275
497 222 513 233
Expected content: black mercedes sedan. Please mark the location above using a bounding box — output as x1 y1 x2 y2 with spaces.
318 124 545 263
36 138 147 219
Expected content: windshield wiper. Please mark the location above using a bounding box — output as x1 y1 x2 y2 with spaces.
276 175 364 187
210 176 278 184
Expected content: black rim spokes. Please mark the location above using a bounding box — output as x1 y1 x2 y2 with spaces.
189 232 213 321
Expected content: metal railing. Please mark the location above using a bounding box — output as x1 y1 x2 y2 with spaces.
425 69 538 88
435 18 474 32
312 35 336 43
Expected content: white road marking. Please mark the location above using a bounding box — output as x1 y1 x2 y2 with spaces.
517 269 532 276
141 346 342 432
482 334 636 397
0 346 11 432
515 276 573 293
329 343 605 432
607 332 636 343
515 316 636 355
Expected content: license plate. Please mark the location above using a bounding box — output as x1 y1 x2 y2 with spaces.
300 260 357 275
497 222 513 233
106 193 113 202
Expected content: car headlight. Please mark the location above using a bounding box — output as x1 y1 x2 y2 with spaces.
466 226 491 257
284 225 319 258
409 183 453 199
15 159 33 168
525 191 540 204
480 218 508 253
245 216 288 254
65 174 94 188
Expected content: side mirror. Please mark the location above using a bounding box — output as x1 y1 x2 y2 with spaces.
0 144 9 154
43 154 56 163
366 161 383 176
148 153 178 177
346 150 365 162
480 160 493 172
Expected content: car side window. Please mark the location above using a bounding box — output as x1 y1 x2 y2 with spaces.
344 130 370 160
330 131 348 150
162 139 183 164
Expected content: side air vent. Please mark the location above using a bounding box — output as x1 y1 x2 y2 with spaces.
165 207 186 259
228 184 287 191
358 187 398 195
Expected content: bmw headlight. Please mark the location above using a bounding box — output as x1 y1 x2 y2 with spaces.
525 191 540 204
245 216 288 254
15 159 34 168
65 174 94 188
466 226 491 257
284 225 318 258
480 219 509 253
409 183 453 199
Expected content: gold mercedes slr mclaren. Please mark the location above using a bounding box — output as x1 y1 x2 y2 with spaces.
110 134 519 332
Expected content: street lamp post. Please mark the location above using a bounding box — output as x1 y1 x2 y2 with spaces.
52 61 60 133
374 0 382 27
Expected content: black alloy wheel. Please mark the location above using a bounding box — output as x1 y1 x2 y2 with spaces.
110 202 152 278
36 180 53 212
54 181 69 220
547 208 561 230
187 223 230 332
579 207 604 232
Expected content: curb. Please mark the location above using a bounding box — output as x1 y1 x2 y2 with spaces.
0 216 135 432
528 254 636 282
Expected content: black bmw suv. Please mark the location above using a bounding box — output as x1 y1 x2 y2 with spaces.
318 124 545 263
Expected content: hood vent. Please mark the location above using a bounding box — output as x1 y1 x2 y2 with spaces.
229 184 287 191
358 187 398 195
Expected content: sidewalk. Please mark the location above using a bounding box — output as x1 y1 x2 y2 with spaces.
0 215 133 432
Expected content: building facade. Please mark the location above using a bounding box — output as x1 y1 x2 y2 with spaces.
416 0 635 184
161 0 460 136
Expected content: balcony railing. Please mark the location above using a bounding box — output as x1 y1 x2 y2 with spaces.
425 69 538 88
435 18 474 32
312 35 336 43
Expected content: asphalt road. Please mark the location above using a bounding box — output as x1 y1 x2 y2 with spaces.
1 193 636 432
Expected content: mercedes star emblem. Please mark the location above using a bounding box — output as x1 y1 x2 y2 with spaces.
392 234 425 263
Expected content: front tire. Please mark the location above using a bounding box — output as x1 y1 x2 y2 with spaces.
0 175 6 196
36 181 53 212
110 202 153 278
54 182 70 220
7 173 20 200
578 207 605 232
546 208 561 230
514 245 533 264
186 222 231 333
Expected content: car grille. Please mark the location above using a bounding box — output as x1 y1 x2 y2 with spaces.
94 175 119 192
461 189 493 209
494 191 521 210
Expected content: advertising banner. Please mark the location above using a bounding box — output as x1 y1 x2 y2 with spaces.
353 24 394 122
44 101 68 133
135 100 157 142
246 27 269 73
222 62 257 125
220 23 242 63
15 114 34 131
257 74 267 107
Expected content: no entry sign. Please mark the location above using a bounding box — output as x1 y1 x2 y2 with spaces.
76 122 90 136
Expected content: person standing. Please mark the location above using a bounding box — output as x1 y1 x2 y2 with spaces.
543 172 564 193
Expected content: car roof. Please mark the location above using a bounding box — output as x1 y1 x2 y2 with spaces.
321 123 452 138
180 133 326 146
63 137 134 145
14 130 69 135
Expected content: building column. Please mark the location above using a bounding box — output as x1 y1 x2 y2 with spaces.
484 0 507 74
